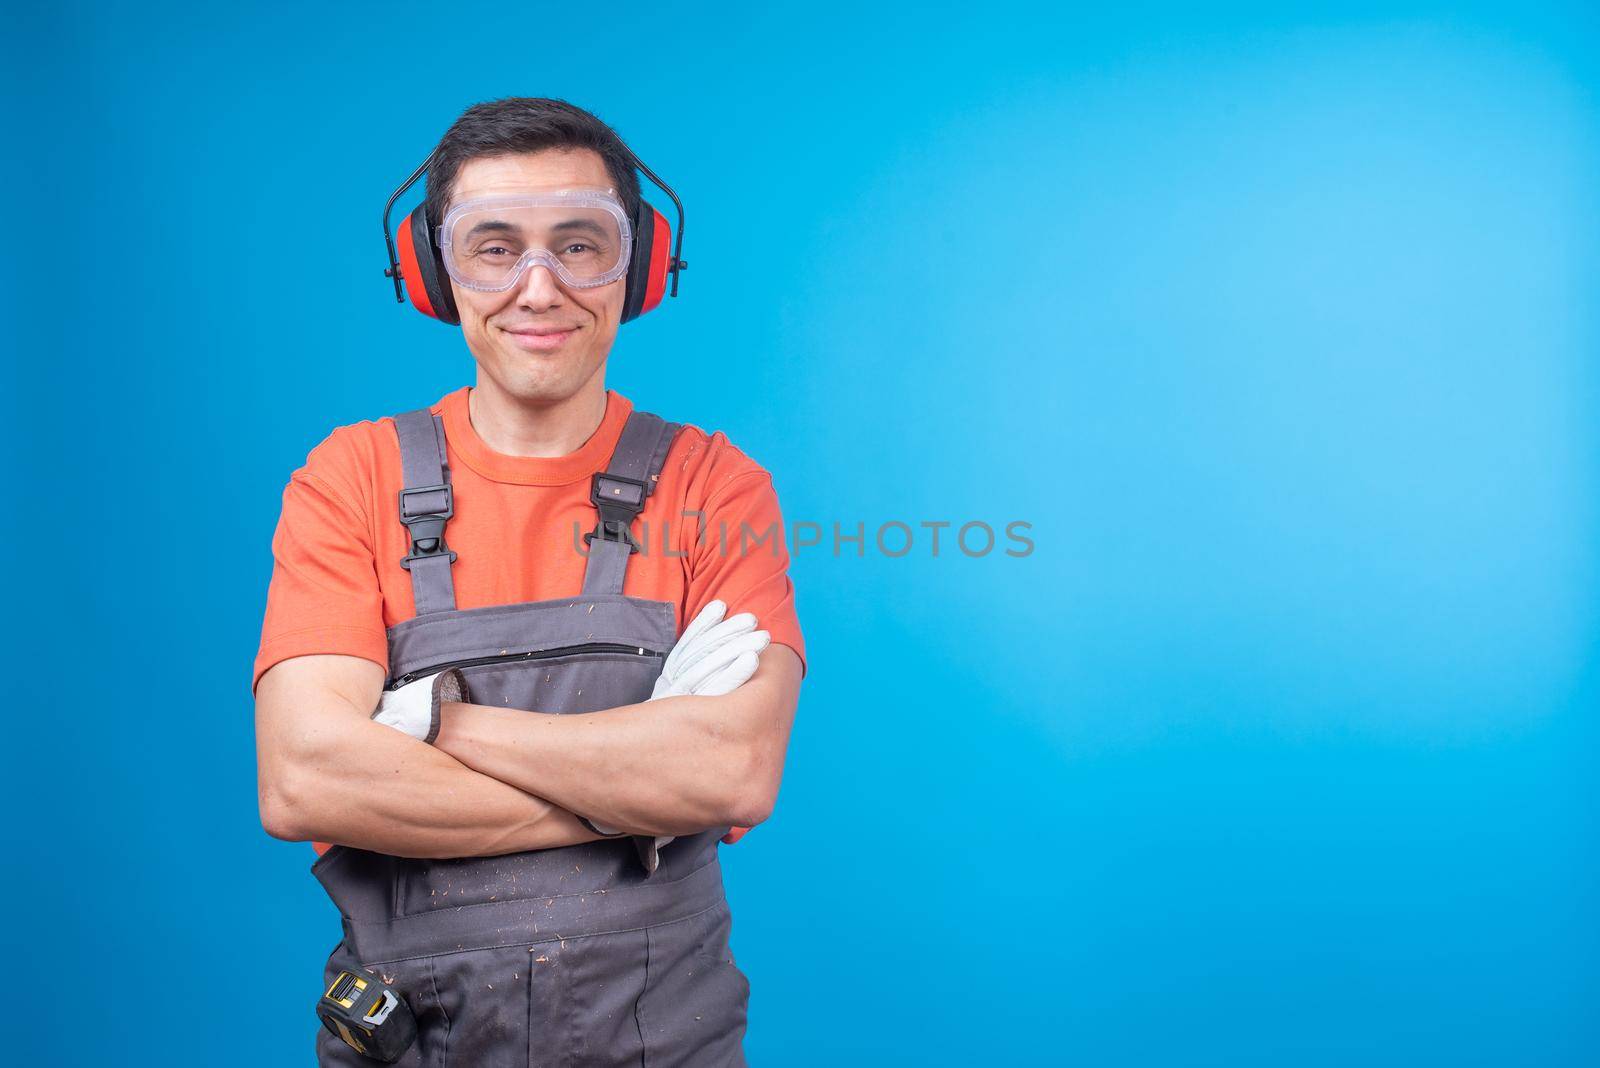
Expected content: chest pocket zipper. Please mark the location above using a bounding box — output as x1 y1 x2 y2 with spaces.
388 642 665 690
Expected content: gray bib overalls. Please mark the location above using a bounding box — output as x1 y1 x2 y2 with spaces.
311 406 750 1066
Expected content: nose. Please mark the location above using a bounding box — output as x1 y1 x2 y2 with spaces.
513 257 565 311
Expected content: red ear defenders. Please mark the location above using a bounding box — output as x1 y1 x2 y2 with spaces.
382 145 687 326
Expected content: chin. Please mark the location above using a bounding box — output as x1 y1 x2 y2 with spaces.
494 355 594 405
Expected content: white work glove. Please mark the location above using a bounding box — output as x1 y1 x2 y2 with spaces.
586 600 770 873
651 598 770 699
371 667 469 744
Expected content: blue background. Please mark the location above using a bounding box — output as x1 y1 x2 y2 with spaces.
5 2 1597 1063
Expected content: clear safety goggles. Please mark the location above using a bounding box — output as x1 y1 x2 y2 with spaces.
436 190 633 292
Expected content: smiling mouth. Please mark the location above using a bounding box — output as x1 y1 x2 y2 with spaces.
503 325 579 351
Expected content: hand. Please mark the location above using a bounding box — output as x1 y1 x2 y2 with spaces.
650 599 770 699
590 600 770 871
371 668 469 744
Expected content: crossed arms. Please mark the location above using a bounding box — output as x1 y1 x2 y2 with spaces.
254 644 802 859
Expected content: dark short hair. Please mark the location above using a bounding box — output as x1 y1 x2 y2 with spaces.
423 98 642 232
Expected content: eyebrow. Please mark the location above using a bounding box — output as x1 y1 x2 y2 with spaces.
462 218 610 241
463 219 518 240
551 219 609 240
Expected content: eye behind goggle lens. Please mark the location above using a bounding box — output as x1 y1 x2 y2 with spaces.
442 201 629 289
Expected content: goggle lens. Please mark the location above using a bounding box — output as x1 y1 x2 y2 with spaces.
440 195 630 290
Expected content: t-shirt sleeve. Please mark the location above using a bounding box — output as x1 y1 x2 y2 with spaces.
251 434 389 695
683 462 806 677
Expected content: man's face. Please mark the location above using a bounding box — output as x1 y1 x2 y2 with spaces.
445 149 627 405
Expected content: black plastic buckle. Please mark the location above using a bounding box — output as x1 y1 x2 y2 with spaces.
584 473 647 554
590 473 648 517
398 483 457 569
584 518 642 554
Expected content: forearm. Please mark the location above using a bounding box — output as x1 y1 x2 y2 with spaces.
433 647 802 836
262 709 600 858
433 695 739 835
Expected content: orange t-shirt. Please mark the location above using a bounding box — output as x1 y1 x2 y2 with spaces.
252 385 805 693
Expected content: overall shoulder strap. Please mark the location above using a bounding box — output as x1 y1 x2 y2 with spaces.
580 411 680 596
393 408 458 615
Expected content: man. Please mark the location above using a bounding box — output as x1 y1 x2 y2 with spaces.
253 97 805 1066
